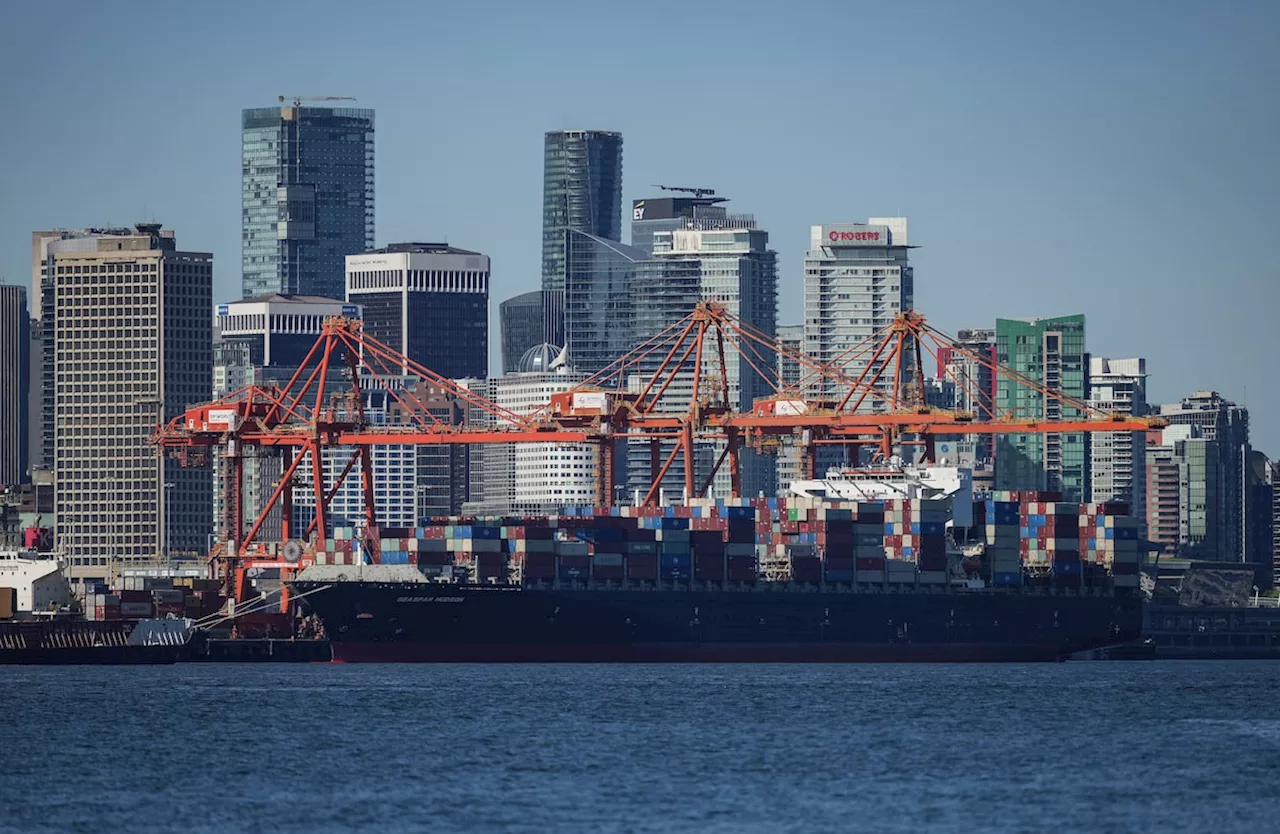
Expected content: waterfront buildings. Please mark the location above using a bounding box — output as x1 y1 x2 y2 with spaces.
774 324 806 491
994 315 1089 502
345 243 489 379
241 102 375 300
803 219 914 409
776 324 804 389
1157 391 1251 561
1271 461 1280 585
212 295 357 541
935 328 997 464
628 224 779 497
49 224 212 580
541 130 623 344
0 286 30 487
466 363 596 514
1088 357 1147 517
1145 436 1181 557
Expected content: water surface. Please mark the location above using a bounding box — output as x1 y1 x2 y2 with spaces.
2 662 1277 833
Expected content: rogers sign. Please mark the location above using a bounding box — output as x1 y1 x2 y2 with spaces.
829 229 881 243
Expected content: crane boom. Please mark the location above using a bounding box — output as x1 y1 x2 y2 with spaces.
278 95 357 107
651 184 717 198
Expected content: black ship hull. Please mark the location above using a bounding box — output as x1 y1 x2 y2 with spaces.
0 620 186 665
292 581 1144 663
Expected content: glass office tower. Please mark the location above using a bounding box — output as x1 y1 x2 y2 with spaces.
242 103 375 301
541 130 622 344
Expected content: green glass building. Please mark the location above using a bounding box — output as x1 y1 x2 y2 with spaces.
995 315 1089 501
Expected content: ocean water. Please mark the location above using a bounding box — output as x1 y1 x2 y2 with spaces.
2 662 1278 834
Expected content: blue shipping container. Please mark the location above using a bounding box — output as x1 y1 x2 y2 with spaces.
660 553 692 569
992 572 1022 586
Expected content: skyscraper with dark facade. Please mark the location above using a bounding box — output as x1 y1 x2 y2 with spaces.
242 102 375 301
345 244 490 379
0 285 30 487
563 231 648 375
541 130 623 344
500 290 550 374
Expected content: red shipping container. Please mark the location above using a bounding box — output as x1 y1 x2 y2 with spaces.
855 557 886 571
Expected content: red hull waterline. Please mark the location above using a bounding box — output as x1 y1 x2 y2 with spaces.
330 642 1071 663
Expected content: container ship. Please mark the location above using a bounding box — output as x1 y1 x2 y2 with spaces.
290 488 1144 663
0 549 198 664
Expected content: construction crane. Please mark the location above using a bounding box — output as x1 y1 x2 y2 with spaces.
278 95 357 107
652 184 717 199
154 304 1164 602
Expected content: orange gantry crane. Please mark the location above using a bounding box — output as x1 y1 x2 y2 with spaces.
154 303 1161 598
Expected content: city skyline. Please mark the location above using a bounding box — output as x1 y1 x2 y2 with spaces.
0 2 1276 450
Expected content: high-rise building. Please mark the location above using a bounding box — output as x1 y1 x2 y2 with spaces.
242 103 375 300
26 318 41 475
776 324 804 389
32 227 141 470
1145 433 1181 558
50 224 212 581
563 231 648 375
1270 461 1280 585
541 130 623 343
1158 391 1250 560
630 195 728 256
217 294 357 373
1088 357 1147 516
290 392 420 532
935 327 997 464
1245 451 1273 581
631 225 779 497
466 364 596 515
500 290 550 374
1167 425 1220 559
345 244 489 379
803 219 915 409
212 295 358 541
775 324 806 491
0 285 30 486
994 315 1089 501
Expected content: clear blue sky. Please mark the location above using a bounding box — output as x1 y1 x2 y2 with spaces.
2 1 1277 450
